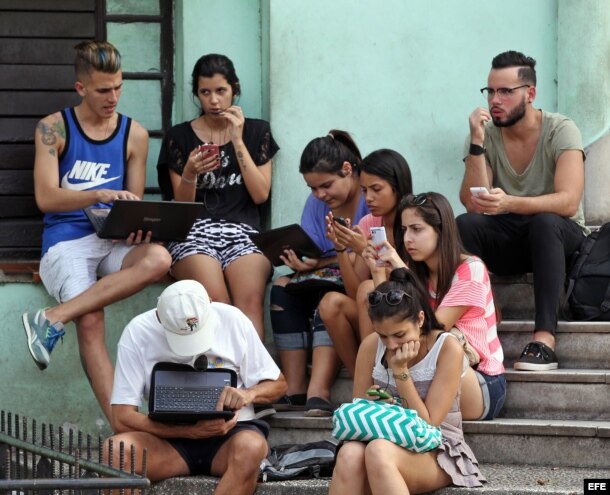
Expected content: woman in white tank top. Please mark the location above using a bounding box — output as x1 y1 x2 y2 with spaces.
329 268 485 494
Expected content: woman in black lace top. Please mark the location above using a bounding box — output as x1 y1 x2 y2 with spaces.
157 53 279 339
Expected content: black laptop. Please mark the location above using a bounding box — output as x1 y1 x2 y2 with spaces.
148 362 237 423
249 224 324 267
84 199 204 242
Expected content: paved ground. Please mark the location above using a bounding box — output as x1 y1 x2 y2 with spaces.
149 463 610 494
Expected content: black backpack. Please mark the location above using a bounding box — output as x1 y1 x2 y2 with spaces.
259 440 337 482
566 222 610 321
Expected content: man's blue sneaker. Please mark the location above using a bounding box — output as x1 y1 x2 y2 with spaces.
22 310 65 370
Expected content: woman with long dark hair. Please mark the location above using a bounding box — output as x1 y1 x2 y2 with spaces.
270 130 369 416
364 192 506 420
329 268 485 494
319 149 413 379
157 54 279 339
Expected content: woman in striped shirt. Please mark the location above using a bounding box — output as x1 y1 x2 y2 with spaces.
364 192 506 420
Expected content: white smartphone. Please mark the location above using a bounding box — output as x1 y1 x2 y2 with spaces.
470 186 489 197
370 227 388 265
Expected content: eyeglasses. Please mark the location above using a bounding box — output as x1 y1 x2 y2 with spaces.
480 85 530 100
368 289 412 307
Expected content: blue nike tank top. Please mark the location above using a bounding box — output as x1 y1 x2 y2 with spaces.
41 108 131 255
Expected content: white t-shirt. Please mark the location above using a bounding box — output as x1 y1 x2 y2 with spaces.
111 302 281 422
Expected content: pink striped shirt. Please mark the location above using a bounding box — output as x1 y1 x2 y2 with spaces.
430 256 505 376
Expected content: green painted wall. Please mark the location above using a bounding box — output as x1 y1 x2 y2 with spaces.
0 282 166 436
268 0 559 227
174 0 264 123
558 0 610 144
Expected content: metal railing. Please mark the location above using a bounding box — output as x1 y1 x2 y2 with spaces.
0 410 150 494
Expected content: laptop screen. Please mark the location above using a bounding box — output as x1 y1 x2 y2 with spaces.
148 363 237 422
153 369 233 389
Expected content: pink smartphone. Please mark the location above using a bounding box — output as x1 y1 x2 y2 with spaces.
199 143 219 157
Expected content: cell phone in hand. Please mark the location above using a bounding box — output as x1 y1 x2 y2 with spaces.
199 143 219 157
370 226 388 265
333 216 348 227
366 388 392 400
470 186 489 197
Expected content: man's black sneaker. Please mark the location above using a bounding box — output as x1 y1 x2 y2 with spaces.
253 404 277 419
304 397 334 417
274 393 307 411
514 341 559 371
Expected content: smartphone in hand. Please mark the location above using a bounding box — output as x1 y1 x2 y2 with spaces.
370 226 388 265
366 388 392 400
470 186 489 197
333 216 348 227
199 143 219 157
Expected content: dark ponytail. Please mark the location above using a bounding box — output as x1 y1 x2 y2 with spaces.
299 129 362 176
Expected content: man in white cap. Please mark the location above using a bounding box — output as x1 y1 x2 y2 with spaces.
107 280 287 493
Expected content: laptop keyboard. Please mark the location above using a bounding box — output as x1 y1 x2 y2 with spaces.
88 214 107 231
154 386 224 412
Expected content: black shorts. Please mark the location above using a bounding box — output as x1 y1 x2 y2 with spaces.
167 419 270 476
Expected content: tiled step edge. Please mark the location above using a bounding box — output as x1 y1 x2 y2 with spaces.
268 414 610 437
504 368 610 383
499 320 610 333
149 463 610 495
267 415 610 468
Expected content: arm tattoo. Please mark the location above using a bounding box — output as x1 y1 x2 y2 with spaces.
237 150 245 169
37 120 65 146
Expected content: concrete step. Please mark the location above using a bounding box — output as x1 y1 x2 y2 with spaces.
499 320 610 369
325 367 610 421
491 273 537 319
149 463 610 494
266 413 610 469
501 369 610 420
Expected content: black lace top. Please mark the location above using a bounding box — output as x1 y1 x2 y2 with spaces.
157 118 279 230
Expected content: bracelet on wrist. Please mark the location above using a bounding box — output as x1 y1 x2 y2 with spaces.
181 174 197 184
335 247 347 253
393 370 411 382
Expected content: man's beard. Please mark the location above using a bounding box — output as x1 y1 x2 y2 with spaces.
491 97 526 127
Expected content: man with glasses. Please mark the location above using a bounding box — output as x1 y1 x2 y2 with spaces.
457 50 586 371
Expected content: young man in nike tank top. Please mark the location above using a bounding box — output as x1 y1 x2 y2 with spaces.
21 41 171 421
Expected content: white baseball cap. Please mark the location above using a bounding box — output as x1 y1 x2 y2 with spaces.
157 280 216 356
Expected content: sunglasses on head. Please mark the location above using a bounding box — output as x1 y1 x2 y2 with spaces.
407 193 428 206
368 289 412 307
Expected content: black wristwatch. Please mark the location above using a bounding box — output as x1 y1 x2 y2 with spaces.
469 143 486 156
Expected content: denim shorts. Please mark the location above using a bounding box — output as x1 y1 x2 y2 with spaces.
270 285 333 350
474 370 507 420
273 308 333 350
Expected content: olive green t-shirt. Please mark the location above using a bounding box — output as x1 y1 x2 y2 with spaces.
464 110 586 231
